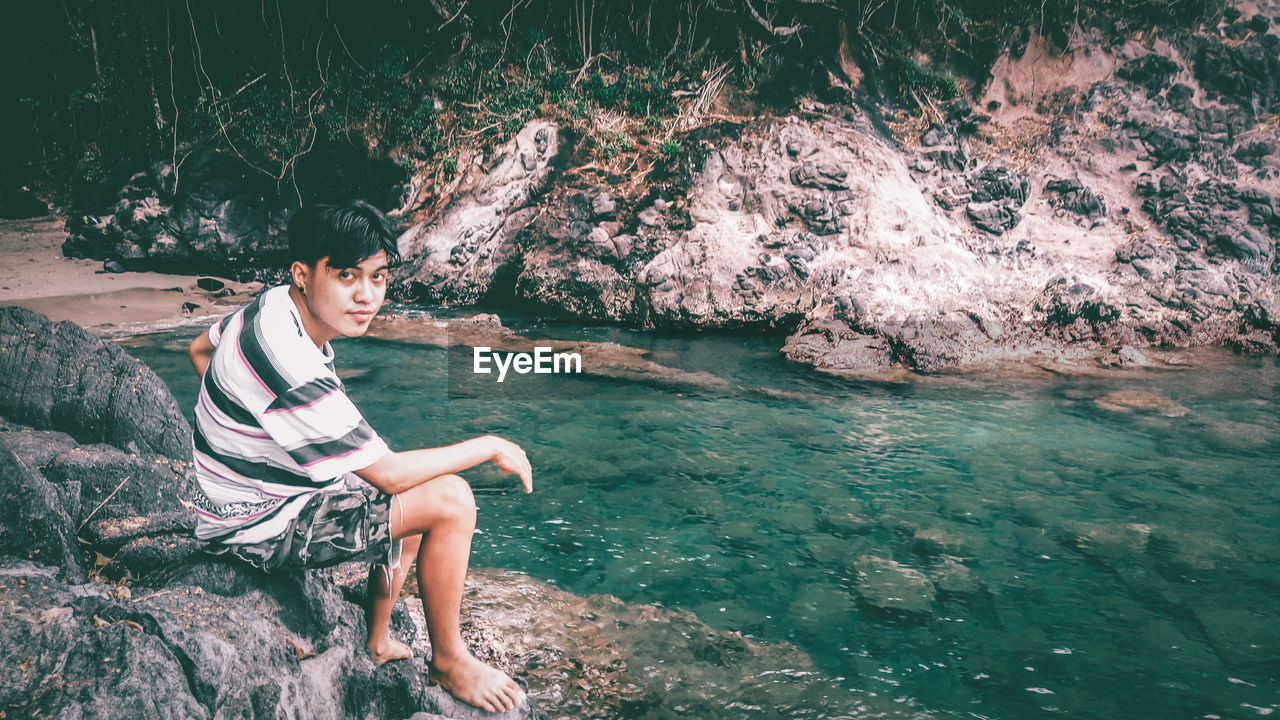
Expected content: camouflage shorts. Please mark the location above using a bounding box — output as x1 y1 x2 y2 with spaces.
206 477 401 573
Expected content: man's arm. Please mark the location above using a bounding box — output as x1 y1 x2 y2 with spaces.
188 331 215 377
357 435 533 496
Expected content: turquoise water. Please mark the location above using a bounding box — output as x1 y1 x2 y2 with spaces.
124 317 1280 720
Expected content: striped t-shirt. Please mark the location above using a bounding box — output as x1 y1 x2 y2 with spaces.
191 284 389 544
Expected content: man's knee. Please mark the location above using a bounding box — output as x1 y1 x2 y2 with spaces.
440 471 481 509
434 474 477 523
397 474 476 534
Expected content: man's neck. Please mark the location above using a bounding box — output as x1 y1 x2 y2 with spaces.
288 284 336 349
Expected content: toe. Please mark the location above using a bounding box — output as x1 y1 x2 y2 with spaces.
504 688 524 709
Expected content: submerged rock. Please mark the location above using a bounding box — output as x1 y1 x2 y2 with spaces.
1094 390 1189 417
851 555 935 618
366 313 731 392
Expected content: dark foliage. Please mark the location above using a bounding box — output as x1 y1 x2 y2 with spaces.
1 0 1225 203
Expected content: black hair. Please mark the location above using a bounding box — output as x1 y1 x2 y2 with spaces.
287 200 400 269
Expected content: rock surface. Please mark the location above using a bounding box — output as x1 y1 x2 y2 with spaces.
61 12 1280 375
0 311 543 720
397 122 562 305
392 15 1280 374
0 306 191 458
62 143 409 280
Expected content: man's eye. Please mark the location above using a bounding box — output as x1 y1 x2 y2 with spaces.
338 271 353 279
372 273 385 281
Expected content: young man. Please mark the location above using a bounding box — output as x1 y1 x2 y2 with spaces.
186 201 532 714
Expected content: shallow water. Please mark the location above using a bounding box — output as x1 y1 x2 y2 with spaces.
124 317 1280 720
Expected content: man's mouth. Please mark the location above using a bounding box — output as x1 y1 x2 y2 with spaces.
349 310 375 320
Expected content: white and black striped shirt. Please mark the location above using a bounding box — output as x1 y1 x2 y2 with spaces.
191 285 389 544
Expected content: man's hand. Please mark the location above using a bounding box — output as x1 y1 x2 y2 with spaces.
484 435 533 493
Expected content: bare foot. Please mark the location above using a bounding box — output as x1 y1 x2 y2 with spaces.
368 637 413 665
429 653 526 714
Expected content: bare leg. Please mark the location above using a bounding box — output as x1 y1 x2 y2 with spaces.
367 507 422 663
390 474 526 714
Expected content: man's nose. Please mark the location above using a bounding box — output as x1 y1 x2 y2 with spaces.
353 278 373 302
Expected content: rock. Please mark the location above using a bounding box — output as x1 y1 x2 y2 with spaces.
789 160 849 190
1094 390 1189 417
0 570 209 718
968 165 1028 204
1192 604 1280 666
0 438 84 580
0 307 192 459
0 559 542 720
589 190 616 217
1044 178 1106 220
921 124 954 147
196 277 225 292
931 557 981 595
1191 32 1280 115
103 259 126 273
851 555 935 618
1210 227 1273 264
1140 125 1195 163
82 511 196 553
453 568 885 719
966 199 1022 234
1097 345 1151 368
910 527 970 557
400 122 561 305
41 444 197 524
0 428 80 466
64 143 408 279
1117 54 1180 94
1037 277 1119 329
781 319 896 372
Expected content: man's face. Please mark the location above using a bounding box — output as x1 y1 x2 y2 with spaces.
296 250 389 340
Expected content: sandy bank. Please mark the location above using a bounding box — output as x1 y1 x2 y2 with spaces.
0 216 261 334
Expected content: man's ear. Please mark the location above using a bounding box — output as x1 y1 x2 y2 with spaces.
290 261 312 291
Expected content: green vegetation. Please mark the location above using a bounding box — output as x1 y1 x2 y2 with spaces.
5 0 1225 203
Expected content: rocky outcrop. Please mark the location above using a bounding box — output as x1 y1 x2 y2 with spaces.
776 15 1280 374
393 19 1277 374
0 306 191 458
0 553 543 720
398 122 562 304
0 311 540 719
59 9 1280 375
63 143 409 279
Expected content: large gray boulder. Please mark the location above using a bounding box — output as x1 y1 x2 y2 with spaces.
0 307 192 459
0 559 540 720
0 440 84 580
